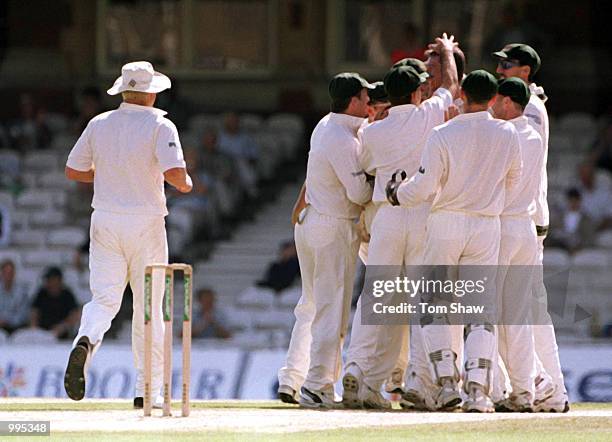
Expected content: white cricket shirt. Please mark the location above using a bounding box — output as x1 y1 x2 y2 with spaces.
525 83 550 226
397 111 522 216
359 88 453 203
503 116 545 217
305 113 373 219
66 102 186 216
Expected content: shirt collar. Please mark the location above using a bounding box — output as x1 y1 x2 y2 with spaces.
119 102 167 116
388 103 416 115
510 115 529 129
452 110 492 122
329 112 367 133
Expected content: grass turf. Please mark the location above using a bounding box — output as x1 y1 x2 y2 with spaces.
0 401 610 441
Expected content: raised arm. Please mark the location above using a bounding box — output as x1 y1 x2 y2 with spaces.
435 33 459 97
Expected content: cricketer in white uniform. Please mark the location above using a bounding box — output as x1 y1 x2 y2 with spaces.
343 34 459 410
494 43 569 412
490 78 544 411
388 53 464 410
278 82 387 405
63 61 192 407
387 70 522 412
278 73 373 408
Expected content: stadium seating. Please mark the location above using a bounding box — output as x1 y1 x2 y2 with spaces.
10 328 57 345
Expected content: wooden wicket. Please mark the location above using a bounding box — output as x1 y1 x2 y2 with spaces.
143 263 192 417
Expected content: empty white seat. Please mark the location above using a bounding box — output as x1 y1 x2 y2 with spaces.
48 227 85 247
10 328 58 345
548 134 573 152
22 250 67 267
38 171 71 189
51 133 77 152
596 230 612 249
0 191 13 208
543 248 570 267
240 114 264 132
252 309 294 329
224 309 254 331
188 114 222 133
16 189 54 209
11 230 46 247
45 112 69 133
0 329 8 345
277 287 301 309
0 150 20 176
571 249 610 267
559 112 596 134
29 209 65 227
266 113 305 137
236 286 275 308
23 152 59 171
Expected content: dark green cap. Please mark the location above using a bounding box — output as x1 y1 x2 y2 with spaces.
368 81 389 103
329 72 374 100
497 77 531 107
392 58 430 77
461 69 498 103
384 66 428 99
492 43 541 76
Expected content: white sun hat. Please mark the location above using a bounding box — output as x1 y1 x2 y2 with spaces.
107 61 171 96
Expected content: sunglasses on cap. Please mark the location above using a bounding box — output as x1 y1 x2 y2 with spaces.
498 59 521 70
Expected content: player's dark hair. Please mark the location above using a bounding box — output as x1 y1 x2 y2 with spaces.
330 97 352 113
331 90 363 113
453 49 466 80
388 95 412 106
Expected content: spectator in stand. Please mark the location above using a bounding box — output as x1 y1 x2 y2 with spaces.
200 127 241 217
168 147 222 239
30 267 80 340
548 188 596 253
73 87 104 135
8 93 53 151
590 118 612 174
191 288 231 339
0 201 10 247
257 241 300 293
168 148 211 211
390 22 426 64
575 162 612 230
0 259 30 334
217 112 258 198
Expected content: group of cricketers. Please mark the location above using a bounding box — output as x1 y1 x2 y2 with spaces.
278 33 570 413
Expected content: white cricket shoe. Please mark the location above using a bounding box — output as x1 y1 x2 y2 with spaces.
495 391 533 413
534 390 570 413
299 386 342 409
384 368 405 394
463 384 494 413
278 384 299 404
434 378 462 411
533 374 555 404
342 365 363 409
359 382 392 410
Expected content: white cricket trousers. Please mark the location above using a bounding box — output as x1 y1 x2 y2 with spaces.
74 210 168 397
345 203 428 391
279 207 359 391
421 211 500 389
495 216 538 398
532 236 566 394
